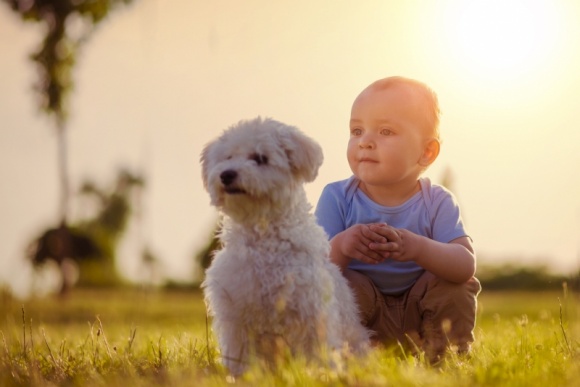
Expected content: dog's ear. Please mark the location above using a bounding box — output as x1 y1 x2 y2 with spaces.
276 123 324 183
200 140 215 190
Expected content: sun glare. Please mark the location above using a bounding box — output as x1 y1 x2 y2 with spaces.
445 0 562 81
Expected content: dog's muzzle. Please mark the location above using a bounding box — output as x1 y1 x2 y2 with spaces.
220 170 246 194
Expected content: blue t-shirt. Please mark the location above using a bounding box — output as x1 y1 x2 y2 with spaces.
315 176 468 296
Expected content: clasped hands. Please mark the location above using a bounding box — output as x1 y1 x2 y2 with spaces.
337 223 419 265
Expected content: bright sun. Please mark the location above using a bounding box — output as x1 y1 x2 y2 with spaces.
445 0 562 81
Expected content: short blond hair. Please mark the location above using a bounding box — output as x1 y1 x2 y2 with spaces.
365 76 440 141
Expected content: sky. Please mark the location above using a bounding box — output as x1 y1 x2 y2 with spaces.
1 0 579 297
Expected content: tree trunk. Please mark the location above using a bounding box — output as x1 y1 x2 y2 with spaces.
57 121 69 225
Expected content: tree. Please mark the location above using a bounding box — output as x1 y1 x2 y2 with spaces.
27 168 145 293
3 0 136 224
75 169 144 287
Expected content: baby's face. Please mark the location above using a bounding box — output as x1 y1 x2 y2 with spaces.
347 85 432 188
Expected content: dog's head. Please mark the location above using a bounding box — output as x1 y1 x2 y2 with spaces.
200 117 323 221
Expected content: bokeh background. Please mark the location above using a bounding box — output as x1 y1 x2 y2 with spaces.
1 0 579 296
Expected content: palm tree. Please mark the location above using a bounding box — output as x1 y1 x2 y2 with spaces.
3 0 136 224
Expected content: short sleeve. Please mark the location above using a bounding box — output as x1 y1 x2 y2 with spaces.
431 188 469 243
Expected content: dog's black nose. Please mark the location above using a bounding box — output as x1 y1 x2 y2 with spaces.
220 170 238 186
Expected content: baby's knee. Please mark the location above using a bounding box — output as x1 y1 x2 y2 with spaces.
425 275 481 306
419 276 481 337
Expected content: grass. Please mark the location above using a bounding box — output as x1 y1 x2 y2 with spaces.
0 286 578 386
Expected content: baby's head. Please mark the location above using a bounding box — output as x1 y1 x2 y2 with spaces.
355 76 440 142
348 77 441 187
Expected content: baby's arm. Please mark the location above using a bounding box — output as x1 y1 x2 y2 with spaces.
329 223 399 271
370 226 476 283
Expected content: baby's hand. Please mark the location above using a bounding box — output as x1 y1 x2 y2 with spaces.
369 226 425 262
367 223 403 259
337 223 398 265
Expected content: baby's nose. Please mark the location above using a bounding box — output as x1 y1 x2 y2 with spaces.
220 170 238 186
358 139 374 149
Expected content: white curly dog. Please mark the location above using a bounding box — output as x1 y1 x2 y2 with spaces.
200 117 369 375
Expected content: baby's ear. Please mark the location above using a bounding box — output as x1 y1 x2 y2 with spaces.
275 122 324 183
419 138 440 167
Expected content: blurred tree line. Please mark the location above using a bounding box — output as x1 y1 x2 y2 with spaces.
476 262 579 292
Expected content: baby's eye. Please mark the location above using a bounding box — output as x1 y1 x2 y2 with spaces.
250 153 268 165
350 128 363 136
380 128 393 136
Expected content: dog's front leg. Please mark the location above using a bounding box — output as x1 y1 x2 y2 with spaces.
217 320 249 376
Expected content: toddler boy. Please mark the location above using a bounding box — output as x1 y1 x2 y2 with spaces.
315 76 481 362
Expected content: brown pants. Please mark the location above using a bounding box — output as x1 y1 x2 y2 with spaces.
344 269 481 361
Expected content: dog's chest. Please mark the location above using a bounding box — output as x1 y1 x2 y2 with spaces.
213 239 327 310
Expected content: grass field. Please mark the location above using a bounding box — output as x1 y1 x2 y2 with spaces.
1 286 578 386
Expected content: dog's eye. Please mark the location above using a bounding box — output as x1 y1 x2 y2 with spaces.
250 153 268 166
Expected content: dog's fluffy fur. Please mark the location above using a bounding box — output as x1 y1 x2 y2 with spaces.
200 117 369 375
